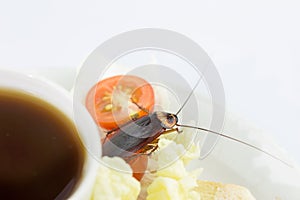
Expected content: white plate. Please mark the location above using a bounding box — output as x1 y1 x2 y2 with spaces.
9 66 300 199
193 111 300 199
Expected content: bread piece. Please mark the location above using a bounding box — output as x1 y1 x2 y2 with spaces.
196 180 256 200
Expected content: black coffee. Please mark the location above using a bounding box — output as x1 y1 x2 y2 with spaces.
0 89 85 200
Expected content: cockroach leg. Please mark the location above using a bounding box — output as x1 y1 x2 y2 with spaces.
160 128 180 136
102 127 120 143
130 97 150 114
105 127 119 135
102 134 109 144
148 144 159 155
124 144 159 164
175 127 183 134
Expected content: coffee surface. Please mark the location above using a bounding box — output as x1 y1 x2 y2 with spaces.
0 89 85 200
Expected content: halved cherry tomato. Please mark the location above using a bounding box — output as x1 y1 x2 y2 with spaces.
86 75 155 130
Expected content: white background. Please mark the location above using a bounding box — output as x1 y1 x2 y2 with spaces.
0 0 299 164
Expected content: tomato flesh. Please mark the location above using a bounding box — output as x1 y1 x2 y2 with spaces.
86 75 155 130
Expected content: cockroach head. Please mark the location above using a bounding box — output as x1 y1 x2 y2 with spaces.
156 111 178 129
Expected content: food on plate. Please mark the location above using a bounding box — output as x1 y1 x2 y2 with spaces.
196 180 255 200
87 75 255 199
138 129 202 200
100 110 183 181
92 127 256 199
86 75 155 180
91 156 140 200
86 75 155 130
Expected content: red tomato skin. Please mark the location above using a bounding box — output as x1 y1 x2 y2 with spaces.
86 75 155 130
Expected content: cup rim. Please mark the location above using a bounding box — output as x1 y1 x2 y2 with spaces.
0 69 100 199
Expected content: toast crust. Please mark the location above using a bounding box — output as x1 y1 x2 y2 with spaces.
196 180 256 200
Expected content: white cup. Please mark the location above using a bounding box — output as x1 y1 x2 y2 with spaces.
0 70 101 199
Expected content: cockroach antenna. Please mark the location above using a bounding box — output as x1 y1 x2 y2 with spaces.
176 74 203 115
174 72 292 167
176 123 293 168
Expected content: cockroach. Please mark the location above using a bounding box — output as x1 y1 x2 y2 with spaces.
101 76 291 178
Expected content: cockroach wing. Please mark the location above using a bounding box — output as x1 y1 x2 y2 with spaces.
102 112 165 158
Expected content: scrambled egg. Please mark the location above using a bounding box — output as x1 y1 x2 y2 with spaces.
145 129 202 200
91 128 201 200
92 156 141 200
